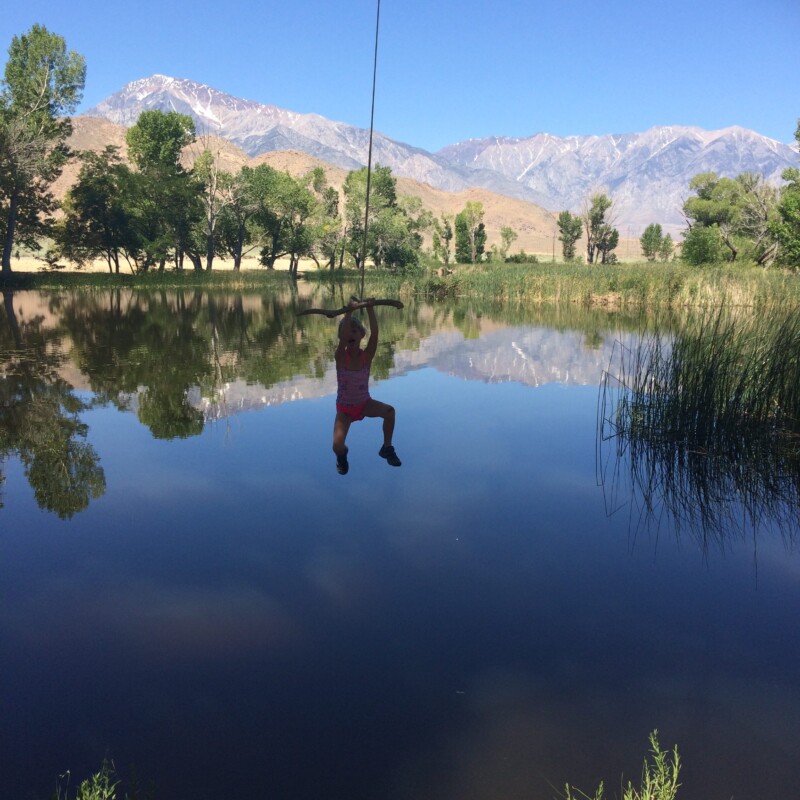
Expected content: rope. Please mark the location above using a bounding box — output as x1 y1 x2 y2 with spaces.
358 0 381 301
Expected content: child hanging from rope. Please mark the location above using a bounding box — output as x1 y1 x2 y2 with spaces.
333 298 401 474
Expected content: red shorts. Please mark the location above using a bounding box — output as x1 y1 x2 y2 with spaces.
336 400 369 422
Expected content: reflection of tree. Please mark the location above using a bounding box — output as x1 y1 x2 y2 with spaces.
0 291 105 518
57 290 210 439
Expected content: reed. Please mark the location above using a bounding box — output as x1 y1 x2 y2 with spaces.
6 261 800 309
599 304 800 544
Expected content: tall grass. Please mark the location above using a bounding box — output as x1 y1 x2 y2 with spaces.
6 261 800 310
599 304 800 544
564 730 681 800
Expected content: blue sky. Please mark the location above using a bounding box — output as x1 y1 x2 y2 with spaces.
2 0 799 151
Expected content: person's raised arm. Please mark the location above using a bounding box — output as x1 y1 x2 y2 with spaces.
364 299 379 360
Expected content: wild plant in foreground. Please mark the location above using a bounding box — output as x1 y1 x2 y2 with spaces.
563 730 681 800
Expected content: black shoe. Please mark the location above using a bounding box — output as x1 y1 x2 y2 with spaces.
336 451 349 475
378 445 401 467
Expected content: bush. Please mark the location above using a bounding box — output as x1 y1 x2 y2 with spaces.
681 225 726 265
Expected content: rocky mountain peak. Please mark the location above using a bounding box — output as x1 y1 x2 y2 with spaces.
83 74 800 235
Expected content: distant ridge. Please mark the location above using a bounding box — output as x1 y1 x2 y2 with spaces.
85 75 800 235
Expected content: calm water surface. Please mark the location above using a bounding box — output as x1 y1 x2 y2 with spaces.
1 288 798 800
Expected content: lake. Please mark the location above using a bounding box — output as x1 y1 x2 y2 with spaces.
1 287 798 800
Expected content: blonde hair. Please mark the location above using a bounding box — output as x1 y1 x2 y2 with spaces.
339 315 366 336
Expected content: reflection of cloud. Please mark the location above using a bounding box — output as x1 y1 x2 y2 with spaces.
6 583 302 664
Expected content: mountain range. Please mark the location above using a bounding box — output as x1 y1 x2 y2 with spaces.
84 74 799 236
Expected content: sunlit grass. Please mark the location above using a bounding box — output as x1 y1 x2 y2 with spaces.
5 260 799 309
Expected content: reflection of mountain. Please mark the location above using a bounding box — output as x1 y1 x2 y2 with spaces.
180 327 616 421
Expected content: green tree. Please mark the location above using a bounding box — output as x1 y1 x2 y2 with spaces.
557 210 583 261
681 224 726 265
683 170 781 265
192 144 234 271
0 25 86 274
343 165 423 272
770 120 800 270
431 213 453 264
659 233 674 262
582 193 618 264
124 110 200 271
499 226 518 260
454 201 485 263
640 223 665 261
54 146 138 273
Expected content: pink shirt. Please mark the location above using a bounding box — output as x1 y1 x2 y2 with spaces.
336 351 371 407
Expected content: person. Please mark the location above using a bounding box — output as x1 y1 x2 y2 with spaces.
332 299 401 474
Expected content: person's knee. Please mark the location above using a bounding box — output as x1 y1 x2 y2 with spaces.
384 404 395 419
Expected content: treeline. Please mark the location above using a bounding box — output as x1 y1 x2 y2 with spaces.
0 25 528 277
554 122 800 270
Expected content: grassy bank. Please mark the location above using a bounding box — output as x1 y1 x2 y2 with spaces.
2 260 799 309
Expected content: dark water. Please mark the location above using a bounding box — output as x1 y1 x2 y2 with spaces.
1 288 798 800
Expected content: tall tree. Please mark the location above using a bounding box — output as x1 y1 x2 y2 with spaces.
770 121 800 270
124 110 199 271
499 226 518 260
431 213 453 264
639 223 665 261
454 201 485 264
557 210 582 261
0 25 86 274
582 193 618 264
54 146 138 273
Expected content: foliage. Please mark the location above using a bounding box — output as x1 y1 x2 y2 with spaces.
682 171 780 265
0 24 86 273
454 201 485 263
564 731 680 800
499 225 518 259
431 213 453 264
557 210 583 261
54 146 138 272
582 193 619 264
124 110 201 272
342 164 424 272
770 122 800 269
680 223 726 265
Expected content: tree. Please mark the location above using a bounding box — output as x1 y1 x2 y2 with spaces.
499 226 518 260
682 170 781 265
659 233 674 262
640 223 665 261
769 120 800 270
342 165 423 272
582 193 618 264
454 201 485 263
124 110 199 271
191 143 234 271
432 214 453 264
681 224 726 265
54 146 138 273
0 25 86 274
557 210 582 261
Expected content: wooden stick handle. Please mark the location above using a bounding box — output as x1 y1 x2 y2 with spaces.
297 299 404 318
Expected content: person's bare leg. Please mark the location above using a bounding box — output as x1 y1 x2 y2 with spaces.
363 400 395 446
364 400 400 466
333 412 352 474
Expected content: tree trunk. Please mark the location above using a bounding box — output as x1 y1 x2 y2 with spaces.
1 190 20 274
2 291 22 347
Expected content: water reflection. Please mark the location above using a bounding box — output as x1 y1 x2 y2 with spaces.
598 321 800 550
0 287 639 518
0 291 105 518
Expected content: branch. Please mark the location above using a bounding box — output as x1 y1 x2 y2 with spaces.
297 298 404 318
